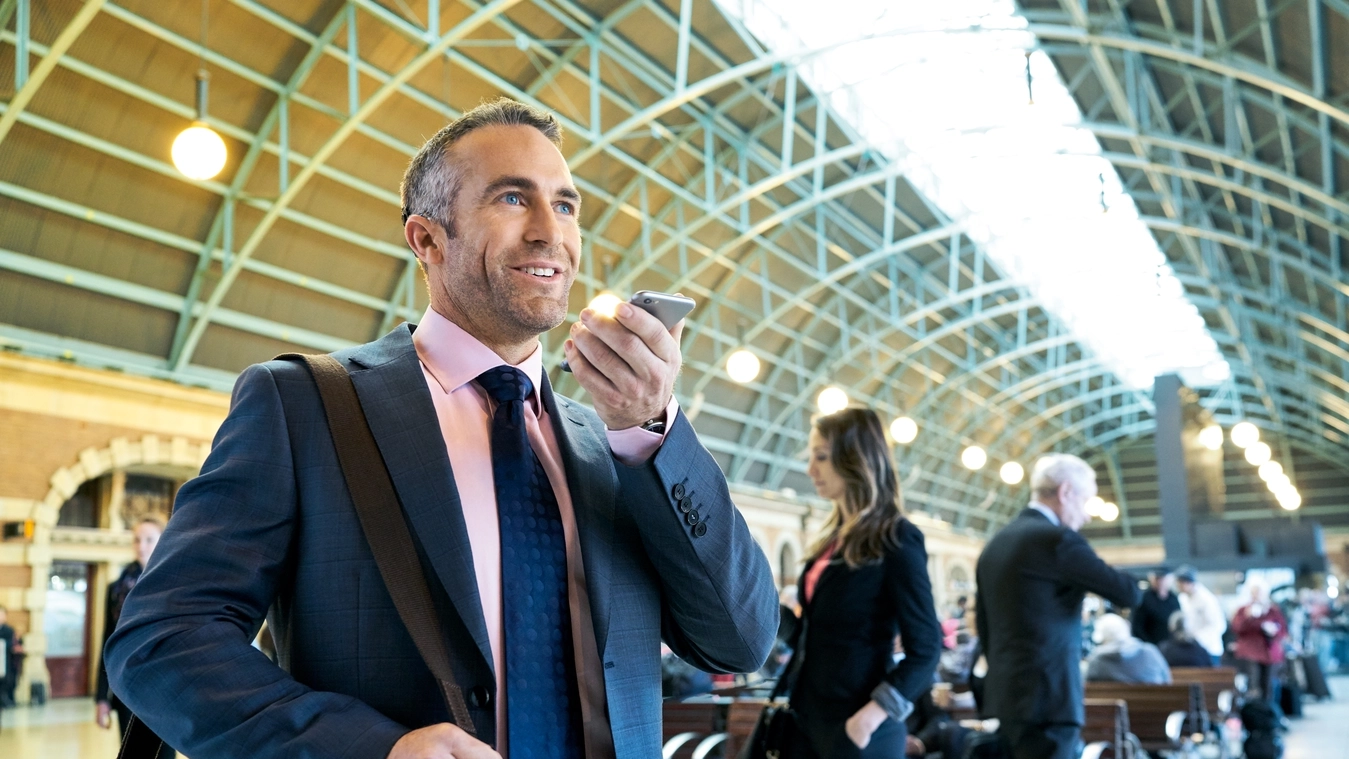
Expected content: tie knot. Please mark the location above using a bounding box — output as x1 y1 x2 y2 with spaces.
475 365 533 405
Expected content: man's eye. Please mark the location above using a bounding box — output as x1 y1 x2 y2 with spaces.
556 202 575 215
503 193 523 205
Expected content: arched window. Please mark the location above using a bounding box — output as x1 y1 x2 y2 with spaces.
779 543 798 587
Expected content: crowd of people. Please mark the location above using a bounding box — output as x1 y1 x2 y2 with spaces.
674 404 1344 759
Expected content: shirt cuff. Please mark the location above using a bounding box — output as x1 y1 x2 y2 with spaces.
870 681 915 722
606 396 680 467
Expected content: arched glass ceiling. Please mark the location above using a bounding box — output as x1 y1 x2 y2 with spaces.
0 0 1343 537
716 0 1229 390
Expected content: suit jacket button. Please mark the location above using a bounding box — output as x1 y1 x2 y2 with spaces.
679 497 693 513
693 522 708 538
468 685 491 708
672 482 686 500
686 509 700 526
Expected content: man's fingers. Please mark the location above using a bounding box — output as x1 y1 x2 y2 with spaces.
570 322 639 382
564 338 620 400
610 304 679 362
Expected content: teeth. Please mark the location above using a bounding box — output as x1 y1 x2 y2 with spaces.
523 266 556 277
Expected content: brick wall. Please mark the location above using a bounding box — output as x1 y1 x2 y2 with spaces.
0 408 202 501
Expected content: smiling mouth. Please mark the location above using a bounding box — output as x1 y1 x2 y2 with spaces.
515 265 563 280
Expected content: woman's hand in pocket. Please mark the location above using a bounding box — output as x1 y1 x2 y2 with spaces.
845 700 889 749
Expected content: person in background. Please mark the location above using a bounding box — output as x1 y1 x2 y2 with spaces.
787 407 942 758
1132 572 1181 646
1160 611 1216 668
0 604 17 708
660 644 713 700
95 516 175 756
976 454 1140 759
1175 565 1227 665
1232 581 1288 706
1085 613 1171 684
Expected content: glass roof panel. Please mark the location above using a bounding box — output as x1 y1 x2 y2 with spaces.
716 0 1230 389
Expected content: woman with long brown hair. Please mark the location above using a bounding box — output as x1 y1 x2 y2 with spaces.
784 407 941 757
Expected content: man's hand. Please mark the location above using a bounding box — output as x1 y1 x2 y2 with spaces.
905 734 926 756
564 303 682 430
844 700 889 749
387 724 500 759
96 700 112 729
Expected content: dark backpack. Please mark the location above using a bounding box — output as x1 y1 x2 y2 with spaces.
1240 700 1284 759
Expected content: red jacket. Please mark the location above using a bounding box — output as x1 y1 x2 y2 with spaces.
1232 603 1287 664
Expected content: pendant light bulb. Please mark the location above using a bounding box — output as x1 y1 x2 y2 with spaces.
726 349 761 384
173 70 226 181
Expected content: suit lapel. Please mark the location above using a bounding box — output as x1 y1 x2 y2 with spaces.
539 374 616 656
343 326 495 676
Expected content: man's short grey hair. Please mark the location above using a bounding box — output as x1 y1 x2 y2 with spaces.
1030 453 1096 498
399 97 563 236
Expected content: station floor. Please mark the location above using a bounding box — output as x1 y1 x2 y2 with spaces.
0 680 1346 758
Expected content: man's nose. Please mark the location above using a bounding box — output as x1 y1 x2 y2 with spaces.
525 203 563 247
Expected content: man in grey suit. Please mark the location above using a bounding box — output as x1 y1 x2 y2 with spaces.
106 98 778 759
976 454 1139 759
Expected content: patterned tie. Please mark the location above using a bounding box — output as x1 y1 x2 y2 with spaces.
474 366 583 759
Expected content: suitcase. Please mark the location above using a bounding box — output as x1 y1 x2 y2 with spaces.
1279 677 1303 718
1300 653 1332 700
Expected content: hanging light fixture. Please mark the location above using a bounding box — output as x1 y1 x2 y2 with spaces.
999 461 1025 485
726 349 761 384
1257 461 1283 482
1084 496 1104 517
1198 424 1223 451
816 386 849 415
1230 421 1260 449
1100 501 1120 522
1244 441 1272 466
960 445 987 470
1265 473 1292 492
889 416 918 445
1277 489 1302 511
172 0 226 181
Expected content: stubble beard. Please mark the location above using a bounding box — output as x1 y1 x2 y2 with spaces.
436 257 573 346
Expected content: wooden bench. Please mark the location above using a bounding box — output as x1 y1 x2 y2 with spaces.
1081 698 1132 759
1171 666 1240 718
721 700 771 759
1084 682 1203 754
662 701 723 759
660 698 771 759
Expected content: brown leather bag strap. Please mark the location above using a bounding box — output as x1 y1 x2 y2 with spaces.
281 352 476 735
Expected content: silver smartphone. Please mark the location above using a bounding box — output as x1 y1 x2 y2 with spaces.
561 291 696 372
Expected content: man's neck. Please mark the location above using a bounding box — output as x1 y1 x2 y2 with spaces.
430 302 538 365
1028 500 1062 526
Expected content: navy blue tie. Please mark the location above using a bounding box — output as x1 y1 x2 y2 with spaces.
474 366 583 759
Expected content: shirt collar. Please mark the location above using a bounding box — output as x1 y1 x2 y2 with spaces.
412 306 544 406
1028 501 1061 527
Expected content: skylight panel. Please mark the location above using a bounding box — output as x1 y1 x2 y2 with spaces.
714 0 1230 389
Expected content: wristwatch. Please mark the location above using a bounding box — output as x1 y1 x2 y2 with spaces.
639 415 667 435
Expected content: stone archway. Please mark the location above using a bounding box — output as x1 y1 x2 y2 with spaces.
29 435 210 529
16 435 210 703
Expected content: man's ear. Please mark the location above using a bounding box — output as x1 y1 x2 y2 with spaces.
1057 481 1073 504
405 216 444 266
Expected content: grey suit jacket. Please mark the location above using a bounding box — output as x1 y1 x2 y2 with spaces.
106 324 778 759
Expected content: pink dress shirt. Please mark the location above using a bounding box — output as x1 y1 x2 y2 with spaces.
411 307 676 754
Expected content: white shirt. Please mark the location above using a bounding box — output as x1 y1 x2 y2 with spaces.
1029 501 1061 527
1180 583 1226 656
